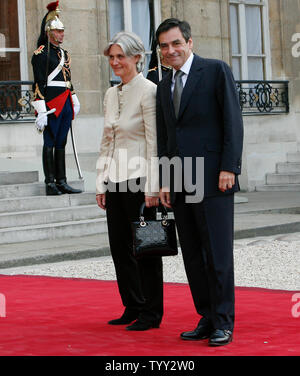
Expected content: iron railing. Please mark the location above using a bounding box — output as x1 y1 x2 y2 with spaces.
0 81 35 123
236 80 289 115
0 80 290 123
112 79 290 115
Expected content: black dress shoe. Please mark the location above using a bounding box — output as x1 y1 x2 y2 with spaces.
126 320 160 331
56 181 82 194
180 323 213 341
209 329 233 346
108 311 139 325
46 183 62 196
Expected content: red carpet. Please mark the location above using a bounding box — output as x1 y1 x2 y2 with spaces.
0 275 299 356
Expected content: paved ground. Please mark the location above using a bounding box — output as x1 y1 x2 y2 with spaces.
0 230 299 291
1 190 300 267
1 191 299 292
0 154 299 291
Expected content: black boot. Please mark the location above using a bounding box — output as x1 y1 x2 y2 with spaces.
42 146 62 196
55 148 82 194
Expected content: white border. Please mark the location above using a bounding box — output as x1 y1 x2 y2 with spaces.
123 0 133 31
262 0 272 79
18 0 28 80
154 0 162 29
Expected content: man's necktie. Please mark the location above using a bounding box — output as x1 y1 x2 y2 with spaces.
173 70 184 118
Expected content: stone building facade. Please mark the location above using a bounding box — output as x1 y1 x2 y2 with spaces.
1 0 300 191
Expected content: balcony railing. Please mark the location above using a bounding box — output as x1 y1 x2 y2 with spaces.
0 81 35 123
111 79 290 116
0 79 290 123
236 80 289 115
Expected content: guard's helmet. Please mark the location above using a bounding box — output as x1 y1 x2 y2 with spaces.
45 1 64 32
37 1 64 47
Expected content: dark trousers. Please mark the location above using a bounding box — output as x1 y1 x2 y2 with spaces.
43 97 73 148
105 180 164 324
173 193 235 331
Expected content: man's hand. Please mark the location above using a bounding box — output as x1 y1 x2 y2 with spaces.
219 171 235 192
159 187 172 208
96 194 106 210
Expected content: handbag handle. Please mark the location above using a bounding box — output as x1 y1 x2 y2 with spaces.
139 202 168 227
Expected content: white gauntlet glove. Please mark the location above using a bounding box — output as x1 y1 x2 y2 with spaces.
36 113 48 132
31 100 48 133
72 94 80 116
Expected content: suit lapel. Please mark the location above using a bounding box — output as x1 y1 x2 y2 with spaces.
178 55 206 119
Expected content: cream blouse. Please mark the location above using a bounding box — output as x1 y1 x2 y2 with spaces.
96 73 159 196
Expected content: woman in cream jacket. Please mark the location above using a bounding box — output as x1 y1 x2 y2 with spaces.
96 31 163 331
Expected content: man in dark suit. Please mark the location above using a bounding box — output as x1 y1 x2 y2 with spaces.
156 19 243 346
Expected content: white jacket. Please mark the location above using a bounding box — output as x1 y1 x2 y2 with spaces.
96 73 159 196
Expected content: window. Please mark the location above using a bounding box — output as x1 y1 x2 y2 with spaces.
0 0 28 81
229 0 271 80
108 0 161 79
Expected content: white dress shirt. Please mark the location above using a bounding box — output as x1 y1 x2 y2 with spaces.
171 53 194 95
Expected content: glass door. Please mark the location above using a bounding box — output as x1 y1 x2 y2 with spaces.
0 0 21 81
108 0 160 82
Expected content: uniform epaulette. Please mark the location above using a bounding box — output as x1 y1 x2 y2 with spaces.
148 67 158 73
34 45 45 55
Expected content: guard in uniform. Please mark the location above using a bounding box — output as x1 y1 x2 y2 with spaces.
146 41 172 84
147 64 172 85
31 1 82 195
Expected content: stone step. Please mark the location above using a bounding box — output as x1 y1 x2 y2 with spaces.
266 173 300 185
287 152 300 163
0 233 110 269
0 217 107 245
256 184 300 192
0 180 85 199
276 162 300 173
0 204 103 229
0 171 39 185
0 192 96 214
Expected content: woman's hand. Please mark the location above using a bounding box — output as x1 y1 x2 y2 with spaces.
96 194 106 210
145 195 159 208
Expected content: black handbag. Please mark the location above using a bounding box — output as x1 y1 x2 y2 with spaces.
131 203 178 258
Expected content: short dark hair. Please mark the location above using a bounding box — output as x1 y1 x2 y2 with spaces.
156 18 192 44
